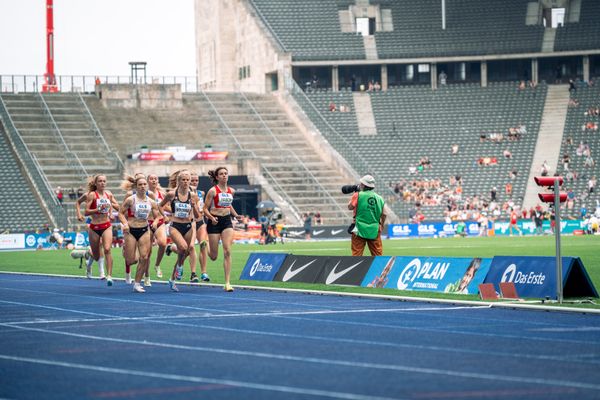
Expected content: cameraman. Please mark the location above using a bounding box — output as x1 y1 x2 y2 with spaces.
347 175 386 256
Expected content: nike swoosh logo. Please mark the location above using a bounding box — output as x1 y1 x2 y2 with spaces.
325 260 363 284
313 230 324 235
331 229 344 235
282 259 317 282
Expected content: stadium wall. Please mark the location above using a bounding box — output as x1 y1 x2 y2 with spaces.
195 0 290 93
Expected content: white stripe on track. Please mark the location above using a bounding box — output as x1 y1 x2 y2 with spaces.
0 354 399 400
1 322 599 392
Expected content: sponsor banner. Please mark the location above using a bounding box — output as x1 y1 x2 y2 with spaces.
314 256 375 286
493 220 586 236
0 234 25 250
239 253 288 281
285 225 350 240
484 256 598 299
24 232 89 250
361 256 491 294
193 151 228 161
388 222 489 239
273 255 328 283
132 148 228 162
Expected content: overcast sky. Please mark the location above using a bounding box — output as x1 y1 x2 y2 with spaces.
0 0 196 77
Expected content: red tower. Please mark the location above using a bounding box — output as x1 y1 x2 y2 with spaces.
42 0 58 93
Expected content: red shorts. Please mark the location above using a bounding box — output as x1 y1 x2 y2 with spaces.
90 221 111 237
149 218 165 232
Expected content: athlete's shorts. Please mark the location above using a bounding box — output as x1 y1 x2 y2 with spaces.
171 221 192 237
89 221 111 237
206 215 233 234
129 226 149 241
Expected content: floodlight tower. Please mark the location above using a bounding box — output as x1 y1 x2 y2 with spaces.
42 0 58 92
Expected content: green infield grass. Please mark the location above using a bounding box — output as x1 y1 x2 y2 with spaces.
1 235 599 308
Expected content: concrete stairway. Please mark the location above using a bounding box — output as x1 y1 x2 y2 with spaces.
523 84 570 209
1 93 122 230
352 92 377 135
196 92 351 224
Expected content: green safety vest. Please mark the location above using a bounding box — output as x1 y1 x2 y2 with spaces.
353 190 385 240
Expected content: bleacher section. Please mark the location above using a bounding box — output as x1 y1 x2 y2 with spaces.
304 83 547 220
0 123 49 232
249 0 366 61
554 0 600 52
557 82 600 217
375 0 544 58
249 0 544 61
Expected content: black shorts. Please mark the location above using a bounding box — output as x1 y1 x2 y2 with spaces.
206 215 233 234
129 226 149 241
171 221 192 237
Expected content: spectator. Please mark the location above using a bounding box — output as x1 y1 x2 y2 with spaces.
373 81 381 91
77 186 84 198
438 71 447 86
503 149 512 159
568 79 576 93
314 212 322 225
68 187 76 200
584 155 595 168
311 75 319 91
451 144 459 154
56 187 64 205
505 182 513 196
329 101 337 112
589 176 596 194
303 213 312 240
540 160 549 176
490 187 497 202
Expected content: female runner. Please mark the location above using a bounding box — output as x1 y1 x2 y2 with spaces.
203 166 242 292
118 174 160 293
84 174 119 286
146 174 168 284
189 171 210 282
75 189 104 279
159 169 200 292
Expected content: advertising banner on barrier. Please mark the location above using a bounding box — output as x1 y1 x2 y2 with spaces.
0 234 25 250
284 225 350 240
388 222 489 239
360 256 492 294
493 220 587 236
314 256 375 286
484 256 598 299
273 255 329 283
24 232 90 250
239 253 288 281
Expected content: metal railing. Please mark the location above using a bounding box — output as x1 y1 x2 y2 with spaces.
37 92 89 180
76 91 125 172
285 76 377 179
239 91 348 218
199 90 302 223
0 94 68 228
0 75 198 94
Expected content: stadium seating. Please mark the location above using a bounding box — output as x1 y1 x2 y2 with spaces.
556 81 600 217
249 0 366 61
554 0 600 52
248 0 545 61
302 82 547 220
0 123 49 232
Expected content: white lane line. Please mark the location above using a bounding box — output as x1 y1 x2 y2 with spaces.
1 286 598 347
0 299 116 318
1 323 599 392
0 354 399 400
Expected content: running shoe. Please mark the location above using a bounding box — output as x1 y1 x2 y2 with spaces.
144 276 152 287
224 283 234 292
107 277 113 287
85 263 93 279
133 283 145 293
190 272 199 283
168 279 179 292
175 265 183 281
165 244 173 256
154 265 163 278
200 273 210 282
125 272 132 285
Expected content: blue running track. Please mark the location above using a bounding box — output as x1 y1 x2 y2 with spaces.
0 273 599 400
